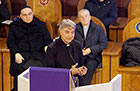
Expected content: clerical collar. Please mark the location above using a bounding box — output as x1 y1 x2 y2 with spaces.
60 37 71 47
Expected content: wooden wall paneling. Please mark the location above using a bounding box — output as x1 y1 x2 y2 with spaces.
110 42 122 79
119 70 140 91
0 38 12 91
27 0 62 38
115 0 130 17
27 0 62 24
98 69 102 83
122 18 140 42
111 55 120 79
77 0 87 14
91 69 102 84
95 69 99 84
128 0 140 22
91 71 96 84
10 0 26 15
102 55 110 83
60 0 79 16
109 17 128 42
102 42 116 83
109 29 117 42
3 52 11 91
117 29 123 42
0 53 2 91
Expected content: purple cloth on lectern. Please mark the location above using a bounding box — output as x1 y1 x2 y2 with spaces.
30 67 70 91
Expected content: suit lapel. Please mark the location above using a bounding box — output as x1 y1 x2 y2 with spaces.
86 21 95 40
76 23 85 39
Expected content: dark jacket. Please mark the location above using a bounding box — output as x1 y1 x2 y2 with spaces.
46 38 84 68
84 0 117 26
7 17 53 76
45 38 84 86
0 0 11 26
75 20 108 62
122 37 140 67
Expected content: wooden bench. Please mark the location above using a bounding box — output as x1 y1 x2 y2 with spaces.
109 18 140 91
109 17 128 42
0 38 13 91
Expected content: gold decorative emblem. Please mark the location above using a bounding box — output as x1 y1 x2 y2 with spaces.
39 0 49 6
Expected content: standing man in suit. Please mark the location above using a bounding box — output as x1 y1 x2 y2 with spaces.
84 0 117 40
75 9 108 85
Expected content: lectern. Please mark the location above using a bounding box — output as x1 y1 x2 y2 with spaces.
18 67 121 91
18 67 75 91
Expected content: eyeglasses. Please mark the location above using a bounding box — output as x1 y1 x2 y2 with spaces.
21 12 33 17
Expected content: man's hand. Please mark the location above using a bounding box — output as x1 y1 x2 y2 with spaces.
70 63 79 75
70 63 87 76
82 48 91 55
77 66 87 76
15 53 24 64
44 46 48 53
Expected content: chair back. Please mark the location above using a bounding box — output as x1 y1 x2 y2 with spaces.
77 0 87 13
35 15 53 39
5 0 12 14
27 0 62 24
74 16 106 35
123 17 140 42
128 0 140 22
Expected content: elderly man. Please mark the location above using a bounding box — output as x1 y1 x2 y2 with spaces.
46 19 87 86
7 6 52 91
75 9 108 85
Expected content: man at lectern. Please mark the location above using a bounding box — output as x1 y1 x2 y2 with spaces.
46 19 87 86
7 6 53 91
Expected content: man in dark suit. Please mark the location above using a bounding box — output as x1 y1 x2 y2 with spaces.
46 19 87 86
7 6 52 91
84 0 117 40
75 9 108 85
0 0 11 34
0 0 10 24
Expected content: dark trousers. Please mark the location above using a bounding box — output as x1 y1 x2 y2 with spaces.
83 57 99 85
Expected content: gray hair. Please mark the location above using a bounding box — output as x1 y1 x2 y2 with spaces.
78 9 90 17
59 19 76 31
